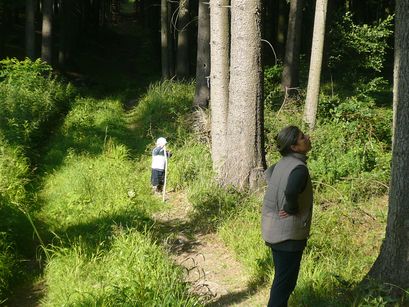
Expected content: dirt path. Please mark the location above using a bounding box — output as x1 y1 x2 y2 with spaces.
153 192 269 306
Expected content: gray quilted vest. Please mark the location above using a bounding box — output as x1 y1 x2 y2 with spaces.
261 153 313 244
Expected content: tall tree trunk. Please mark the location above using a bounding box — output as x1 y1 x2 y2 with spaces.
303 0 328 130
276 0 288 61
222 0 265 190
58 0 71 68
193 0 210 108
161 0 170 79
262 0 274 65
41 0 53 64
25 0 36 60
111 0 120 24
368 0 409 289
210 0 229 175
176 0 189 79
0 1 6 59
168 0 175 77
0 1 5 58
281 0 304 93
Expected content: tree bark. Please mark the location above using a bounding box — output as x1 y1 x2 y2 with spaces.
176 0 190 79
193 0 210 108
210 0 229 175
161 0 170 79
25 0 36 60
303 0 328 130
276 0 288 60
58 0 70 68
41 0 53 64
281 0 304 93
0 3 3 58
222 0 265 190
368 0 409 289
168 0 175 77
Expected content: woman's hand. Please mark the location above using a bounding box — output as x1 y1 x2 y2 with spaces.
279 210 290 219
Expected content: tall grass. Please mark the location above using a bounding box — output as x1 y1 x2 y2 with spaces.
37 82 202 306
1 56 401 305
0 57 76 301
42 228 201 306
129 81 194 144
0 58 74 150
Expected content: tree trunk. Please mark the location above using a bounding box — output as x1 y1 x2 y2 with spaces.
41 0 53 64
222 0 265 190
303 0 328 130
281 0 304 93
193 0 210 108
176 0 190 79
168 0 175 77
58 0 74 68
276 0 288 61
368 0 409 289
0 1 5 58
262 0 275 65
111 0 120 24
25 0 36 60
210 0 229 175
161 0 170 79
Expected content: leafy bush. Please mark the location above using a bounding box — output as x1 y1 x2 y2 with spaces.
0 136 30 302
0 58 74 148
0 136 29 207
0 233 18 304
328 12 393 78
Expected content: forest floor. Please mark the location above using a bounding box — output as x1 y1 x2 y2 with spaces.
6 9 271 306
152 192 270 306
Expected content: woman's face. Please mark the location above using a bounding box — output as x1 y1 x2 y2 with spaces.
291 131 311 154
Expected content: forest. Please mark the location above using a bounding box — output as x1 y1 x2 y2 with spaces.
0 0 408 306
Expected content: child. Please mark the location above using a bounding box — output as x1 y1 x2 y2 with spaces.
151 137 171 194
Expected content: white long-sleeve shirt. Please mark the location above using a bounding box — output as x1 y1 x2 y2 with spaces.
151 146 168 170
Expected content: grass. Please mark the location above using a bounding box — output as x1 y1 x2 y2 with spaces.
42 228 201 307
0 52 406 306
35 81 202 306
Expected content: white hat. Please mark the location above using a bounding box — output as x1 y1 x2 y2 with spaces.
156 137 167 147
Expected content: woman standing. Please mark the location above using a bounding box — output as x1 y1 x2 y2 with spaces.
261 125 313 307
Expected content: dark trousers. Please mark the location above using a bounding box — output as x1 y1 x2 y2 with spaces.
151 169 165 188
267 248 303 307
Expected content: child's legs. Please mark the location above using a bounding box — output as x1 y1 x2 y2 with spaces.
151 169 165 190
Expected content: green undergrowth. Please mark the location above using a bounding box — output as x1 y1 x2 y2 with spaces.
43 228 200 307
0 55 401 305
37 81 202 306
202 60 397 304
0 138 29 300
0 58 73 302
0 58 74 151
215 88 397 305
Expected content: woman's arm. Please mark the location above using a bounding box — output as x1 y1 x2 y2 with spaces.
282 165 309 215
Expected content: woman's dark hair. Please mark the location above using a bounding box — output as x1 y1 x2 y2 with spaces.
275 125 301 156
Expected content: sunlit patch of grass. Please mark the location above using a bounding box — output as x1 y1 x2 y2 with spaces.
38 142 161 235
42 228 202 306
128 81 194 144
218 196 273 284
41 97 133 170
